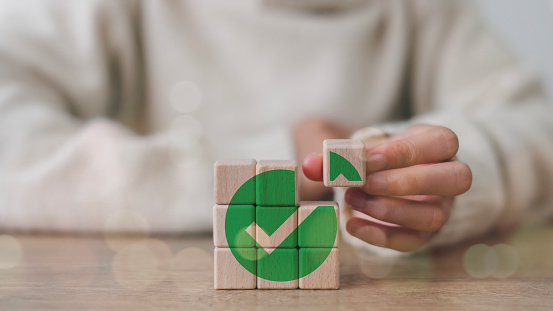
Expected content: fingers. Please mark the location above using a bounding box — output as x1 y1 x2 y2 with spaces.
363 161 472 196
302 153 323 181
388 124 436 141
366 126 459 172
345 188 451 232
346 217 431 252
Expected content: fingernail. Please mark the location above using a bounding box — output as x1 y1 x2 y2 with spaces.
346 189 366 210
367 173 387 193
367 154 387 172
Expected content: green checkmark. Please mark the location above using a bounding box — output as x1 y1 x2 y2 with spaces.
256 206 298 248
226 170 336 282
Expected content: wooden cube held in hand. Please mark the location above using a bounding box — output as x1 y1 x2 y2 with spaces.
323 139 365 187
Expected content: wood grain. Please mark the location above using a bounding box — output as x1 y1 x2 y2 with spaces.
213 204 229 248
214 159 256 205
299 248 339 289
255 206 298 248
214 248 256 289
2 223 553 310
257 248 299 289
298 201 340 248
323 139 365 187
213 204 255 247
256 160 299 206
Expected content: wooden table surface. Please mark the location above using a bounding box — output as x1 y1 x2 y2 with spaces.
1 223 553 310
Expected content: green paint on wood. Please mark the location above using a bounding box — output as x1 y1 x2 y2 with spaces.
256 169 296 206
299 248 332 277
329 151 362 182
224 205 256 247
256 206 298 248
257 248 298 282
227 170 336 281
298 206 337 248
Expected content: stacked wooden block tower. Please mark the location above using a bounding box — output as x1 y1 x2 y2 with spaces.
213 139 365 290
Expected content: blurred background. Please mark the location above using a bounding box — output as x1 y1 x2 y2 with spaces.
1 0 553 304
475 0 553 99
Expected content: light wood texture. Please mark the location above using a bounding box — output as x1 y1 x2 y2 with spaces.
213 205 255 247
257 248 299 289
3 225 553 309
256 160 299 206
298 201 340 248
213 204 227 247
255 206 298 249
323 139 366 187
214 248 256 289
214 159 256 205
299 248 340 289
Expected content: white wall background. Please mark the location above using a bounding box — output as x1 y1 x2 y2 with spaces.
474 0 553 100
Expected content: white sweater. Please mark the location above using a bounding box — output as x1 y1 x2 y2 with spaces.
0 0 552 250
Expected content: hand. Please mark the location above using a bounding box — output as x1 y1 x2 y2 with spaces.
302 124 472 252
293 118 353 201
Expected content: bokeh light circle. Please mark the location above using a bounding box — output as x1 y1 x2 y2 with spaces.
112 239 173 289
169 81 203 113
356 249 398 279
104 210 151 252
168 115 204 169
170 115 203 147
463 244 491 278
488 244 519 278
464 243 519 279
169 141 203 169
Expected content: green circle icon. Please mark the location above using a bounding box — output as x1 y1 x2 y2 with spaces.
225 170 337 282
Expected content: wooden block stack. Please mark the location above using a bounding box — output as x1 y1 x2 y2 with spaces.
256 160 299 289
298 201 340 289
213 160 257 289
214 159 341 290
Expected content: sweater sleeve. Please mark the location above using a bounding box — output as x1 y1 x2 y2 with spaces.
340 0 553 252
0 1 212 234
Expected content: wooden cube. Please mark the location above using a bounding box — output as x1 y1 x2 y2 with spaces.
214 248 257 289
298 201 339 248
299 248 339 289
214 160 256 205
255 206 298 249
323 139 365 187
256 160 299 206
213 205 256 248
257 248 298 289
